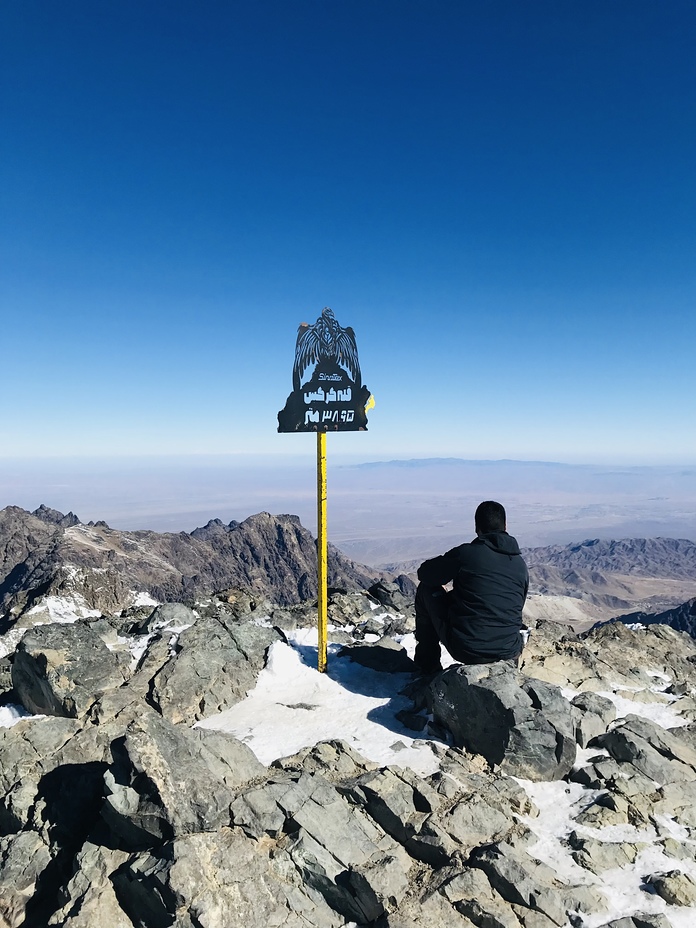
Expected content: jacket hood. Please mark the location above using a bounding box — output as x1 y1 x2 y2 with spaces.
474 531 522 556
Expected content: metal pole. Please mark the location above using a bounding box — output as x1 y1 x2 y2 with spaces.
317 430 328 672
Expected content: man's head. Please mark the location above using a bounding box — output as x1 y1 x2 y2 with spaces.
475 500 506 535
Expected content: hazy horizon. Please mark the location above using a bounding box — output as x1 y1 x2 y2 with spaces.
2 455 695 565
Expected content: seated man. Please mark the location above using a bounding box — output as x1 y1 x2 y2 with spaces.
414 500 528 673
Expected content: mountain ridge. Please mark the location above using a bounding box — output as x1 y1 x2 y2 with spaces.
0 505 387 622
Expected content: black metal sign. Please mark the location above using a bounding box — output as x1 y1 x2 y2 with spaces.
278 307 373 432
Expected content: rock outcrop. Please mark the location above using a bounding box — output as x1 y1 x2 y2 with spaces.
427 662 577 780
599 597 696 639
3 578 696 925
0 506 384 622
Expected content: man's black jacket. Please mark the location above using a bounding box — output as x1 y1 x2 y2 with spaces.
417 531 529 661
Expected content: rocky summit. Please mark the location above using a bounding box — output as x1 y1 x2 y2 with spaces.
2 570 696 927
0 505 406 624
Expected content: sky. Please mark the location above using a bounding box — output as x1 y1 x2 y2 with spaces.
1 0 695 464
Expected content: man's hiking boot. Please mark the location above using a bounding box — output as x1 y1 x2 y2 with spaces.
412 658 443 677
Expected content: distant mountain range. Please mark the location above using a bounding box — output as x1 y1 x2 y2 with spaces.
0 505 386 624
523 536 696 579
1 505 695 633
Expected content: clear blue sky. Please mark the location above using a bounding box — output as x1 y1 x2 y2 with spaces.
2 0 694 463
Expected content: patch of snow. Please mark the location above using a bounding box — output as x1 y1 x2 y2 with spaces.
0 627 27 660
25 595 101 624
596 690 688 729
516 778 696 927
0 704 43 728
516 779 605 883
653 813 691 841
582 845 696 927
132 591 159 607
646 669 672 684
196 627 444 776
117 633 154 664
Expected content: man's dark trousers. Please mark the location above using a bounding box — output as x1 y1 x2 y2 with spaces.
414 583 520 671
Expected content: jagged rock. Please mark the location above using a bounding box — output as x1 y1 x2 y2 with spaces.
112 826 344 928
439 865 522 927
592 714 696 784
32 503 81 527
149 616 283 724
131 601 197 634
327 590 376 626
651 779 696 828
367 579 415 615
12 621 127 718
387 880 480 927
660 836 696 861
101 709 263 849
645 869 696 905
428 664 576 780
510 906 560 928
630 916 674 928
0 713 127 926
0 656 13 700
604 597 696 639
571 691 617 747
469 842 570 925
0 830 52 928
272 738 377 779
341 765 443 847
0 716 92 833
437 749 538 817
231 769 412 921
47 843 131 927
566 830 639 873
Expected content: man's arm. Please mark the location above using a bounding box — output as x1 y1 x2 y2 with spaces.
417 547 461 586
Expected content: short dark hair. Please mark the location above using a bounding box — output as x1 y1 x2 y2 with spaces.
475 500 506 534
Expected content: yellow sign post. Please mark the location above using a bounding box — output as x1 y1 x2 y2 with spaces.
277 307 373 673
316 431 328 672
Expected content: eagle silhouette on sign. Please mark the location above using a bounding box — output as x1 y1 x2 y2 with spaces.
292 307 361 391
278 307 372 432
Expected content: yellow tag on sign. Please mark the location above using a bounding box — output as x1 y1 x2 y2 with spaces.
364 394 375 412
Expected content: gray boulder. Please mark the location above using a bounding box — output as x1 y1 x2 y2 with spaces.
112 827 344 928
593 714 696 785
429 663 576 780
149 615 284 724
571 691 617 747
438 865 522 927
47 843 132 928
131 601 197 634
102 709 264 849
272 738 377 779
12 621 127 718
231 769 413 922
645 869 696 906
0 831 52 928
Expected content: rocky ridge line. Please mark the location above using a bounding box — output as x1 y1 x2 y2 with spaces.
0 505 412 623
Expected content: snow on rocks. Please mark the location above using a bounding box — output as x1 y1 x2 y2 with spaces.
1 591 696 926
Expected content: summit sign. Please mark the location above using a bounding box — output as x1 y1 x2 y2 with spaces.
277 307 373 433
